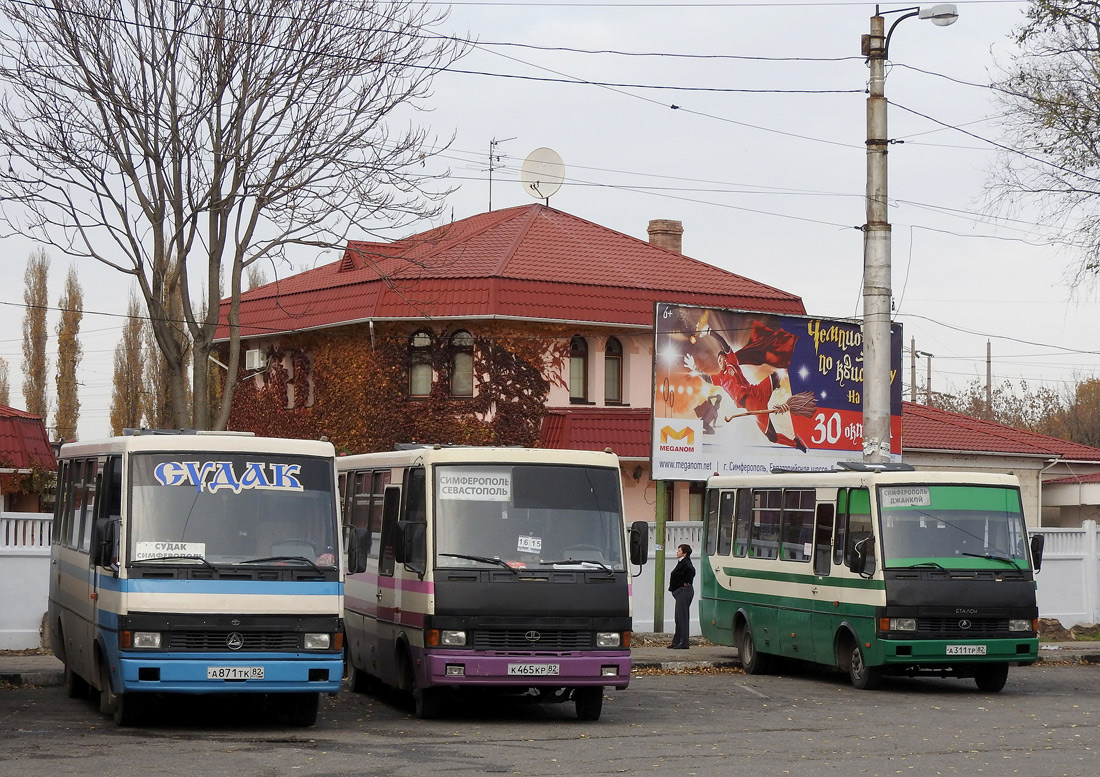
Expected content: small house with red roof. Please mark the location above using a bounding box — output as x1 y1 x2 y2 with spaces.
0 405 57 512
216 204 805 526
902 401 1100 526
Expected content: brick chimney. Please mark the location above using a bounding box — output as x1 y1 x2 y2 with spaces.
647 219 683 254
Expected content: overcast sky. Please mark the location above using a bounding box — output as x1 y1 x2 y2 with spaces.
2 0 1094 441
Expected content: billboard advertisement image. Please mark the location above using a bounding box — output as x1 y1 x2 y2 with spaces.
651 303 902 481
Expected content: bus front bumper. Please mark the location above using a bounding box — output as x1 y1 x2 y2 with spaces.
423 650 632 689
878 637 1038 666
115 652 344 694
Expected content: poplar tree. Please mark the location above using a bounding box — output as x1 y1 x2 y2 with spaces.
21 248 49 419
109 291 145 434
0 357 9 406
54 265 84 441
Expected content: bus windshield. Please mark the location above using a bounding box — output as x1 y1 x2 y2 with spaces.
127 452 338 567
878 484 1029 570
433 464 625 571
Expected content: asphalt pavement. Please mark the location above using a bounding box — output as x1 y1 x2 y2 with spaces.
2 636 1098 688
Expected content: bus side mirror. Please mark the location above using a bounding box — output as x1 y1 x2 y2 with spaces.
92 518 120 571
395 520 426 573
847 536 873 576
347 527 370 574
629 521 650 566
1030 534 1045 573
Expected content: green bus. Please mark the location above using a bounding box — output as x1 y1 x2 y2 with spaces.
700 464 1044 691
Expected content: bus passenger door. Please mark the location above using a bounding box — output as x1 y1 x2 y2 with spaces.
810 498 838 662
372 482 403 685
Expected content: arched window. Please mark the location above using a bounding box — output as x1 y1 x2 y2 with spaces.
604 336 623 404
408 331 433 397
569 336 589 402
450 330 475 397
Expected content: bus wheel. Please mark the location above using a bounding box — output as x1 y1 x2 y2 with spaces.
848 643 882 690
973 663 1009 693
574 686 603 721
739 623 771 675
401 653 443 719
286 692 320 727
64 665 89 699
348 662 379 695
98 659 142 726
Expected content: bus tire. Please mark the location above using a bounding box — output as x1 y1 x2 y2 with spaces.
974 663 1009 693
286 692 320 727
348 662 378 695
65 665 89 699
99 658 142 726
574 686 603 721
848 643 882 690
400 650 443 719
739 623 771 675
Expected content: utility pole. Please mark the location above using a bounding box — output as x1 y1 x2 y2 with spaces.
487 136 515 212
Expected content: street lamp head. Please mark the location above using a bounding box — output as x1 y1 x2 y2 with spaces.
919 4 959 26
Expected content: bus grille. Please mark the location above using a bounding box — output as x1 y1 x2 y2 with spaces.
166 631 302 651
472 630 593 650
919 618 1009 638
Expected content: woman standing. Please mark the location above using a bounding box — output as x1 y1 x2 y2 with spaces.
668 544 695 649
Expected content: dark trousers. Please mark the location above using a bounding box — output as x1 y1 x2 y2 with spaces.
671 585 694 647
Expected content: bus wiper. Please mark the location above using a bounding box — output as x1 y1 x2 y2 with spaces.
132 555 216 570
961 552 1021 569
239 556 325 574
903 561 946 570
539 559 614 575
439 553 519 575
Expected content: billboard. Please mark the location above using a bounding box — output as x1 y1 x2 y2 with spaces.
651 303 902 481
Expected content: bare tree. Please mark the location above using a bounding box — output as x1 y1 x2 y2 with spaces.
0 357 9 406
54 265 84 441
0 1 465 429
110 290 146 435
21 248 49 419
246 263 268 292
992 2 1100 277
142 281 188 430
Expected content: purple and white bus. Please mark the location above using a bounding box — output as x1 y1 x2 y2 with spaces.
339 445 648 720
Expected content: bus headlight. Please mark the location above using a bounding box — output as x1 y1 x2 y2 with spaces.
596 632 622 647
440 630 467 646
131 631 162 649
883 618 917 632
304 633 332 650
1008 619 1032 632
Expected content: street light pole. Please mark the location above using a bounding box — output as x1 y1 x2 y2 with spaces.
861 4 958 462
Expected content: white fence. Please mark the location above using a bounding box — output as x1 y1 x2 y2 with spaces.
1031 522 1100 628
0 512 52 650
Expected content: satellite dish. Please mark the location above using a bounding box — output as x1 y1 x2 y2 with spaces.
520 147 565 203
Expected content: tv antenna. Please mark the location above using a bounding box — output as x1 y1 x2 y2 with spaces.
487 136 515 212
519 147 565 205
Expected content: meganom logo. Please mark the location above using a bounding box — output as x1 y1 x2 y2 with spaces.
659 425 695 452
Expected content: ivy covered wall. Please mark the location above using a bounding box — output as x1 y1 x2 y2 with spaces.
225 322 569 454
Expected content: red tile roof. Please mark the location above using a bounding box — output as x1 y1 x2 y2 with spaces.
538 402 1100 463
540 407 652 459
217 204 805 339
902 402 1100 461
0 405 56 471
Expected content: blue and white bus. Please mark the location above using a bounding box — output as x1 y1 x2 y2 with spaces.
48 431 344 726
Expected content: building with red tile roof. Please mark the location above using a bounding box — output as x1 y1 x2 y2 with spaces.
0 405 56 512
217 204 805 527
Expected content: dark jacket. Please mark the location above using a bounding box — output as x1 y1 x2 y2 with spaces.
668 555 695 592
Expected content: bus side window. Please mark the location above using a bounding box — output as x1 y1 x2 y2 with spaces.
813 502 835 575
716 490 735 556
54 460 72 546
844 488 875 575
780 489 814 562
733 490 751 557
80 459 101 552
704 489 719 557
750 489 781 560
833 489 849 567
378 484 402 577
402 467 427 570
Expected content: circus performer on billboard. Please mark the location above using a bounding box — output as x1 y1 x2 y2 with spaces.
684 319 811 452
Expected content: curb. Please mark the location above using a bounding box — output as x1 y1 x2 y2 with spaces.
0 670 63 688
